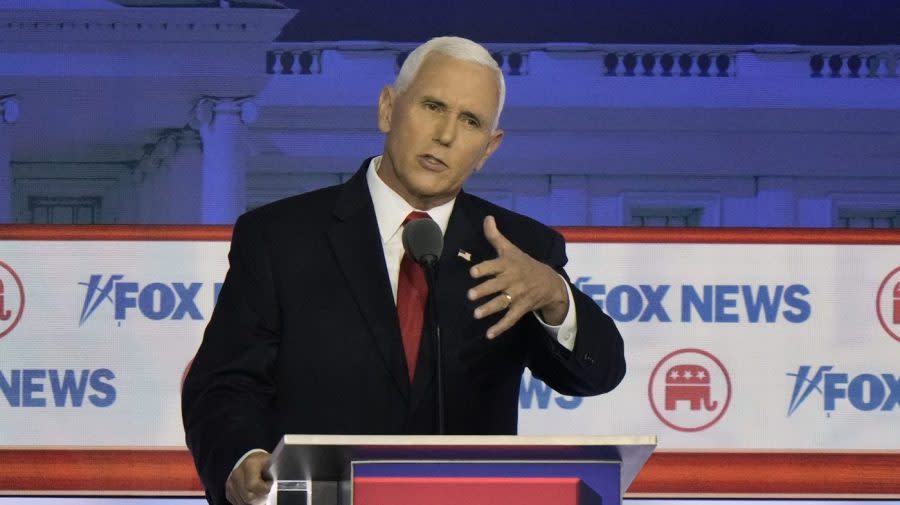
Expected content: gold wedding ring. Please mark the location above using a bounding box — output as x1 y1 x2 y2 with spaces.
503 292 513 307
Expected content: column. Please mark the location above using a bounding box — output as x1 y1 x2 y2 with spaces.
192 96 257 224
0 96 20 223
166 128 204 224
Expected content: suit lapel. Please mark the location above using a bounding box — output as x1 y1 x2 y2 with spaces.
436 193 495 342
327 163 411 401
410 192 493 413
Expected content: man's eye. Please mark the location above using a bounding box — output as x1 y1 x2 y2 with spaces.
464 118 480 128
425 102 440 111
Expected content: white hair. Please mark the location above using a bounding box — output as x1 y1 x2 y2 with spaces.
394 36 506 131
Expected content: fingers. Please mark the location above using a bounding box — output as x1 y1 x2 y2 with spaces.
225 478 238 505
483 215 511 255
227 476 270 505
486 301 528 339
469 258 503 279
472 216 521 280
226 452 272 505
467 276 505 303
471 216 524 339
473 215 558 339
473 290 512 320
245 476 273 502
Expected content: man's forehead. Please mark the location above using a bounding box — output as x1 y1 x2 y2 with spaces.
407 54 500 109
420 52 495 77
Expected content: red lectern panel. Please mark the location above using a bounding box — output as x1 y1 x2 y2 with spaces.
354 476 601 505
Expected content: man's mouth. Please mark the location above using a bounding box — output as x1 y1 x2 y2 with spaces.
418 154 447 170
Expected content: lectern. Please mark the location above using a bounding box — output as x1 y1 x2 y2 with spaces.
268 435 656 505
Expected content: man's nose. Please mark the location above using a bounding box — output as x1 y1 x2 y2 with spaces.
433 115 457 146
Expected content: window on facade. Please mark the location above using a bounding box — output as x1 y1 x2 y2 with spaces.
629 207 703 227
836 209 900 229
29 197 101 224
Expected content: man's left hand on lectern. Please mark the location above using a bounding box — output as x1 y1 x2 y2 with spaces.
225 451 272 505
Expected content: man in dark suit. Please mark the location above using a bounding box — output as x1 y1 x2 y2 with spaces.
182 36 625 505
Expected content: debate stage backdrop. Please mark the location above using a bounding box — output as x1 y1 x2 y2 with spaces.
0 226 897 497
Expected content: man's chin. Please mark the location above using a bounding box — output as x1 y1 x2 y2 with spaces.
407 187 457 209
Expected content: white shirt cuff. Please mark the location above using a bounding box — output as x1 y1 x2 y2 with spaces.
230 448 269 475
533 275 577 351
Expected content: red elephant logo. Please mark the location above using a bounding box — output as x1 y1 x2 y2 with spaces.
0 279 11 321
0 261 25 339
649 348 731 432
876 267 900 343
893 282 900 325
664 364 718 411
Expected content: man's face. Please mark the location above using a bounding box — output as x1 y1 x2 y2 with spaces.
377 53 504 210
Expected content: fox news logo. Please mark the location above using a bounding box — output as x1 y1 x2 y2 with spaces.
574 278 810 323
0 368 116 407
519 375 582 410
78 275 221 325
787 366 899 416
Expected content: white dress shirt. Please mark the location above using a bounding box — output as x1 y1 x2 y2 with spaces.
365 156 577 349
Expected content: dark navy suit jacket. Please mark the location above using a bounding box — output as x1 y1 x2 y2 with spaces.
181 160 625 505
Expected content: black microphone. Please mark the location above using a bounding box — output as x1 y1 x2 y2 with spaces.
402 218 443 267
401 217 446 434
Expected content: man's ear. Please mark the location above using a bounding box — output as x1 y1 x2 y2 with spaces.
474 128 504 172
377 86 394 133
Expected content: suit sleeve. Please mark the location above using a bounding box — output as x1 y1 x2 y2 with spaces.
181 214 282 505
524 229 626 397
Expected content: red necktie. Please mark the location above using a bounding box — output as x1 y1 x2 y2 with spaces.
397 211 431 382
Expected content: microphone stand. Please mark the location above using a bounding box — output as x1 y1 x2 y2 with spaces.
422 258 444 435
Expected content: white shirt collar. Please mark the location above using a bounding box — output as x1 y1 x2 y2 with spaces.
366 155 455 245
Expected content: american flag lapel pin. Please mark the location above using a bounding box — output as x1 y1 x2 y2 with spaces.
457 249 472 262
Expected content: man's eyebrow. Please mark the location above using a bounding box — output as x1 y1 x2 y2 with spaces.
421 96 447 108
421 95 485 126
460 110 483 125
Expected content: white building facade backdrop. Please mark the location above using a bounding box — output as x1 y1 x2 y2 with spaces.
0 1 898 228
